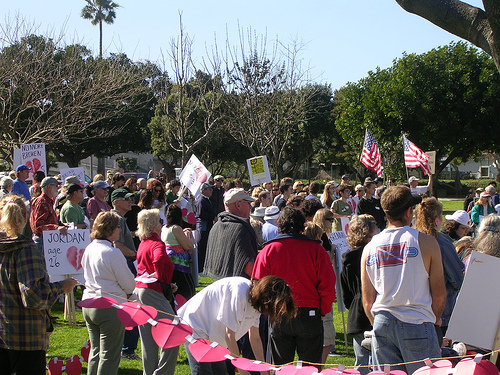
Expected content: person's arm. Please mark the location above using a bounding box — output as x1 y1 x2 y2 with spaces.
426 177 433 192
248 325 270 375
361 247 376 325
419 233 446 325
171 225 194 251
224 328 253 375
113 241 137 258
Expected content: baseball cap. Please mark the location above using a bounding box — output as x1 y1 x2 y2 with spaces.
408 176 419 184
214 175 224 181
93 180 110 189
64 176 81 187
67 183 83 195
40 177 59 188
444 210 470 226
341 174 350 180
224 188 256 205
111 188 135 202
200 182 212 190
16 164 31 172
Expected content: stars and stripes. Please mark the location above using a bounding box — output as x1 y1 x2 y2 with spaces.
402 134 431 175
360 129 383 177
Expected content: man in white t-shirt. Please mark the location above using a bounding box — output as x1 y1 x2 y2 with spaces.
361 186 446 375
408 176 432 195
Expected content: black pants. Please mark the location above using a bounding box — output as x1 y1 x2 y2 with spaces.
270 307 323 368
0 348 46 375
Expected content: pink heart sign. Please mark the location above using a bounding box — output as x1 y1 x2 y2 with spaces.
455 357 498 375
188 339 231 363
231 357 274 372
64 355 82 375
77 296 117 309
413 359 453 375
195 166 208 183
151 318 193 349
187 212 196 225
115 302 157 328
80 340 91 362
47 358 64 375
275 364 319 374
368 371 407 375
67 246 84 271
323 368 361 375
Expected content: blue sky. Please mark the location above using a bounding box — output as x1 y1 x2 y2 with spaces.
4 0 484 90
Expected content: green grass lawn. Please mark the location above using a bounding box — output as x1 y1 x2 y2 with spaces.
441 199 465 218
47 277 355 374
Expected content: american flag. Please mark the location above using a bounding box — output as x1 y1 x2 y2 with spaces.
402 134 432 175
360 129 383 177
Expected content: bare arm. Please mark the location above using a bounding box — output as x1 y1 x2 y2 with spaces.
419 233 446 324
172 225 193 251
249 325 269 375
361 247 377 325
426 176 433 192
224 328 252 375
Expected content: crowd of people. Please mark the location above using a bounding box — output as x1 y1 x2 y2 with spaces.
1 164 499 374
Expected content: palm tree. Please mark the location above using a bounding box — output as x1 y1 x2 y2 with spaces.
81 0 120 58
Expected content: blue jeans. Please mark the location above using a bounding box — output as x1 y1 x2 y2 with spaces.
371 311 441 375
353 332 371 375
185 342 233 375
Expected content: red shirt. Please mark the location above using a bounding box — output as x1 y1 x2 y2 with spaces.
252 235 336 315
30 193 59 235
135 232 174 294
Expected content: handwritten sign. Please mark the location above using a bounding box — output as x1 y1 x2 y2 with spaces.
246 156 271 187
179 155 211 199
43 229 91 277
20 143 47 181
330 231 350 312
60 167 86 186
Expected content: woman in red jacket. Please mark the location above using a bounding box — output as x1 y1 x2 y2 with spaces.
133 208 178 375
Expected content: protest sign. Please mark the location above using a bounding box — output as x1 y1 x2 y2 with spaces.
179 155 211 198
330 231 350 314
60 167 86 186
447 251 500 352
43 229 91 278
246 156 271 186
20 143 47 181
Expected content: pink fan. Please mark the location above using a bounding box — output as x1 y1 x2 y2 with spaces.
115 301 157 328
413 359 453 375
64 355 82 375
231 357 274 372
455 356 499 375
322 368 361 375
151 318 193 349
80 340 91 362
368 371 407 375
188 339 231 363
77 296 117 309
275 364 319 374
47 358 64 375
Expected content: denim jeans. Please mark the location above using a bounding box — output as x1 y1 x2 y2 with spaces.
353 332 371 375
371 311 441 375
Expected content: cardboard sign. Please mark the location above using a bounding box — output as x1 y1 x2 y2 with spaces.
425 151 436 175
246 156 272 187
179 155 211 199
447 251 500 350
20 143 47 181
330 231 350 312
43 229 91 277
60 167 86 186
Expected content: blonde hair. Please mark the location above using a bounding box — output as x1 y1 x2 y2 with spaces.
91 211 120 240
0 195 27 238
137 209 160 240
303 221 323 240
313 208 334 234
414 197 442 238
455 235 473 261
93 174 105 182
347 214 377 248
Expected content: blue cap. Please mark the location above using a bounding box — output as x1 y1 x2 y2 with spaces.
16 164 31 172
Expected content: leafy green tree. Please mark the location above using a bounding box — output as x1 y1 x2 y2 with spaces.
81 0 119 58
335 42 500 188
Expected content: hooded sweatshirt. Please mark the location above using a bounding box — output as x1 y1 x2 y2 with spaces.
0 234 64 351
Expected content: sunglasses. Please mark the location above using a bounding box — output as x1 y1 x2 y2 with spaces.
273 188 279 191
155 188 162 192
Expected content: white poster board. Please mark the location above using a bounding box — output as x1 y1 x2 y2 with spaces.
60 167 86 186
246 155 272 187
330 231 350 312
425 151 436 175
13 149 22 170
20 143 47 181
179 154 211 199
43 229 91 279
447 251 500 351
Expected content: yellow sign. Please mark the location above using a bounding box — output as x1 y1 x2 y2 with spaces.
250 157 265 175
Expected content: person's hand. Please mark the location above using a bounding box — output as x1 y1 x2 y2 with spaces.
171 283 178 293
60 278 78 294
183 228 192 235
58 226 68 236
148 272 157 279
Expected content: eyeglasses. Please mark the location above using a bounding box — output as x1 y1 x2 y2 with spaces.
273 188 279 191
155 188 162 192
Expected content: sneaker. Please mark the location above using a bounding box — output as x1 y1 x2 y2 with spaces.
453 342 467 356
328 349 342 357
361 336 372 351
121 352 141 361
